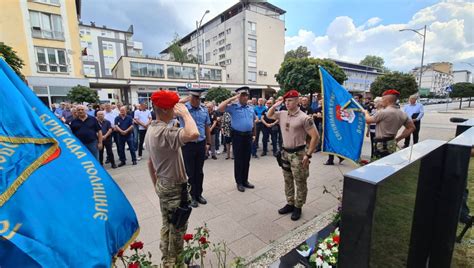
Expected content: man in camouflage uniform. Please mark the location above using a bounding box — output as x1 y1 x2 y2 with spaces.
267 89 320 221
364 89 415 160
145 90 200 267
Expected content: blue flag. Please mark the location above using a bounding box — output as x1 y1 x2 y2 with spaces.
319 66 365 164
0 58 139 267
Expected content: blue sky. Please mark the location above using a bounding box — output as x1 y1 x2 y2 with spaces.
81 0 473 72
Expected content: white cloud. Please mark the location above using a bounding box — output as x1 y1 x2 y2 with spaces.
285 0 474 72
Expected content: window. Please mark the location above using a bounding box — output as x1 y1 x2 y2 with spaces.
213 49 217 55
167 65 196 80
29 11 64 40
205 39 210 48
130 62 165 78
83 65 96 77
219 54 225 60
212 36 217 41
35 47 68 73
217 39 225 46
248 38 256 52
87 42 93 49
105 68 111 75
205 52 211 62
226 44 231 50
226 28 231 35
248 71 257 82
248 55 257 68
219 61 226 66
32 0 60 5
219 46 225 52
248 22 256 34
108 93 113 99
225 59 231 65
218 32 225 38
200 68 222 81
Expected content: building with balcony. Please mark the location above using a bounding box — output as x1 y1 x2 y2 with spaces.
411 62 453 95
330 59 384 93
160 1 286 99
0 0 89 107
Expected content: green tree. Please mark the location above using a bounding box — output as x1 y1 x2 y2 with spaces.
451 82 474 109
284 46 311 61
370 72 418 99
67 85 99 104
360 55 390 73
205 87 232 103
275 58 347 97
0 42 25 80
168 34 198 64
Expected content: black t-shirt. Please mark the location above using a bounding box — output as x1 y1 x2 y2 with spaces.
300 105 314 115
70 116 100 144
98 119 112 137
313 107 322 128
209 112 219 135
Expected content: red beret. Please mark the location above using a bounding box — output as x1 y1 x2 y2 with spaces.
382 89 400 96
151 90 179 109
283 89 300 99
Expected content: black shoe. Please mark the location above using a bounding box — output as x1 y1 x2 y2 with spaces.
132 161 137 165
197 196 207 204
324 161 334 165
273 152 278 157
225 156 230 160
261 152 267 156
243 182 254 189
278 204 295 215
237 184 245 192
252 155 259 159
212 155 217 160
291 207 302 221
118 162 126 167
105 159 111 164
190 199 199 208
111 164 117 169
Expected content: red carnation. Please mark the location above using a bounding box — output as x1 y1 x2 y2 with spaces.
183 234 193 242
117 249 124 257
128 262 140 268
327 243 333 249
130 241 144 250
333 235 340 244
198 236 208 244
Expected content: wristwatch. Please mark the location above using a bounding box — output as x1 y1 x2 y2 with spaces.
305 153 312 159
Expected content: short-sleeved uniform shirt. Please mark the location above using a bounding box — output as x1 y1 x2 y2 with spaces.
178 102 210 142
274 108 316 149
145 121 187 185
70 116 100 144
225 102 256 132
372 105 409 139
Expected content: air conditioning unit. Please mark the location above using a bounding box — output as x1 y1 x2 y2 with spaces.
258 71 267 76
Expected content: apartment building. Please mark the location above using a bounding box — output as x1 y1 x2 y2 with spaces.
412 62 453 95
0 0 89 107
160 1 285 98
453 70 472 83
331 59 384 93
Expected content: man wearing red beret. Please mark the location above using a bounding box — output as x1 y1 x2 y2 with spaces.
145 90 200 267
363 89 415 159
267 89 320 221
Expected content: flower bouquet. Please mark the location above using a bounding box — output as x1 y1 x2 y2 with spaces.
309 228 340 268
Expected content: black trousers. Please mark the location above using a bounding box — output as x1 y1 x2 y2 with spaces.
99 138 115 166
404 120 421 147
232 132 252 185
138 129 147 156
262 126 278 154
252 122 265 155
182 140 206 198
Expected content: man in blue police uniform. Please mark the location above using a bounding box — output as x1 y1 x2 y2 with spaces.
218 87 256 192
179 89 211 207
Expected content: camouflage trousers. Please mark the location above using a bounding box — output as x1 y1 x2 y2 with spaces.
281 150 309 208
372 139 397 161
155 181 190 268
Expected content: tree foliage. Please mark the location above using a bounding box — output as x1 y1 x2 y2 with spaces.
450 82 474 98
168 34 198 64
284 46 311 61
370 72 418 99
275 58 347 96
0 42 25 80
67 85 99 104
360 55 390 73
205 87 232 103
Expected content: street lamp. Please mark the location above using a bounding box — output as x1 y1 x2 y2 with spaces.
196 10 210 89
399 25 427 90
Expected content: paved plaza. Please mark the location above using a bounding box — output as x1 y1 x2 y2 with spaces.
107 105 473 265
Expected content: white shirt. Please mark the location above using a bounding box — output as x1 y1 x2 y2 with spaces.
104 110 118 127
134 109 152 130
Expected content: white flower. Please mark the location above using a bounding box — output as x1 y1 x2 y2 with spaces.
329 256 337 264
317 249 323 255
316 257 323 267
322 262 332 268
334 228 340 235
331 246 338 253
319 243 327 250
324 249 332 256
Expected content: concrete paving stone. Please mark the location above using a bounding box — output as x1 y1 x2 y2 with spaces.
227 234 267 259
238 214 288 243
216 200 257 222
206 214 250 244
133 200 159 221
248 198 286 222
136 215 161 245
189 202 226 223
274 213 310 232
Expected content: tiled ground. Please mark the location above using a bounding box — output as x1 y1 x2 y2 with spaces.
107 107 471 266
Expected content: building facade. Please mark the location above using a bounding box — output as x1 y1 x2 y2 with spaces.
453 70 472 84
412 62 453 95
160 1 285 98
331 59 384 93
0 0 89 107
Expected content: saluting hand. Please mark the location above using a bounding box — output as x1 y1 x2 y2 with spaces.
173 103 188 117
274 97 284 107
